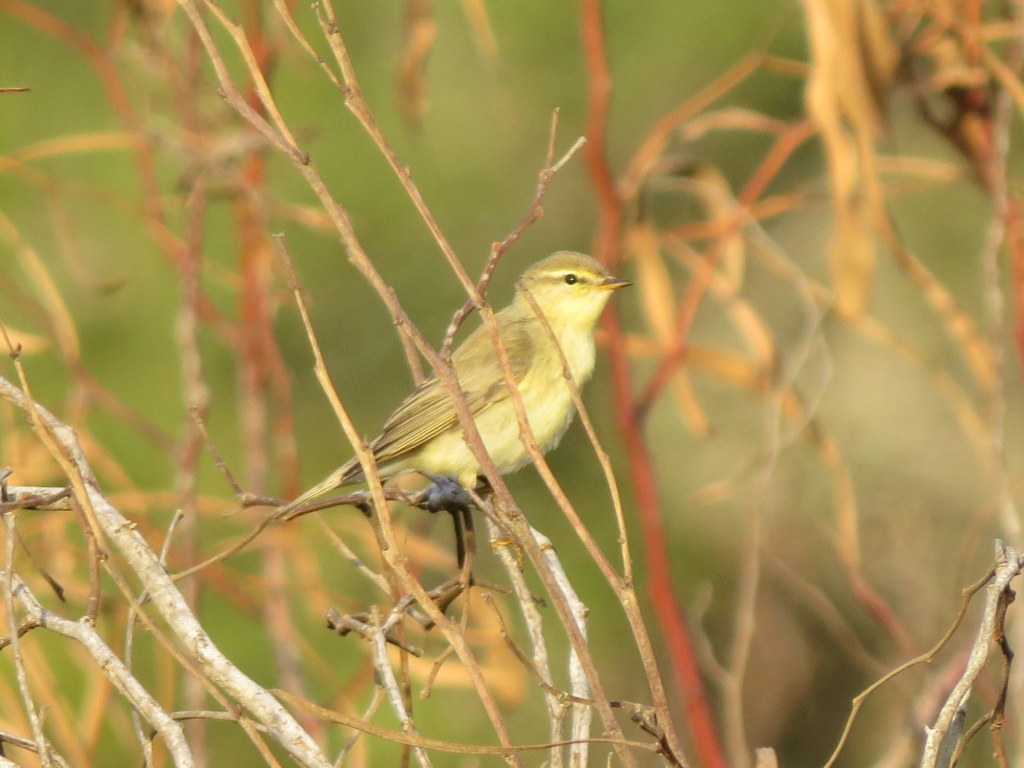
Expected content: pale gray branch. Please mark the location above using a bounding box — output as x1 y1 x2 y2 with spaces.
919 541 1023 768
531 527 593 768
3 513 51 768
368 609 432 768
0 374 332 768
2 568 194 767
486 517 564 768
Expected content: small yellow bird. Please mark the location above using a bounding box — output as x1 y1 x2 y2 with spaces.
279 251 630 516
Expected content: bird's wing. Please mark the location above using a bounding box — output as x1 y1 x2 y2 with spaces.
369 310 535 464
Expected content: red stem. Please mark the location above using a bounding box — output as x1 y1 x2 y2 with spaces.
607 306 729 768
1006 197 1024 386
579 2 729 768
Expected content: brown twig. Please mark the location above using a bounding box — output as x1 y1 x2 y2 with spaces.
273 231 524 766
0 486 72 512
332 685 386 766
325 608 424 657
276 687 661 758
440 111 586 357
824 562 998 768
579 1 717 765
482 592 591 707
195 412 244 498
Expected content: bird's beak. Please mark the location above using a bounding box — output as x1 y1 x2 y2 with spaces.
599 276 633 290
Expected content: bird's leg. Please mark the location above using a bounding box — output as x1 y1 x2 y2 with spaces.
473 474 494 499
416 475 477 573
449 504 468 572
457 503 475 580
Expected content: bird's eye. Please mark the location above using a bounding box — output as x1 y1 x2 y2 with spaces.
564 274 578 285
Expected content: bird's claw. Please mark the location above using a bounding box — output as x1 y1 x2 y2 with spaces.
418 475 472 513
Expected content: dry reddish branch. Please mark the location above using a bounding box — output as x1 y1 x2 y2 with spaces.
578 2 724 767
634 120 815 419
1009 197 1024 384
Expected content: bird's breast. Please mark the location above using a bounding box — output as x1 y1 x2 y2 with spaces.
554 323 597 385
518 326 595 452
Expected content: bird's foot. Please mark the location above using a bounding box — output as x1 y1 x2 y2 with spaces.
410 476 476 571
417 475 472 513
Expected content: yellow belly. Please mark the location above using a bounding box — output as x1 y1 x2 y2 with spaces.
411 329 594 486
411 385 574 485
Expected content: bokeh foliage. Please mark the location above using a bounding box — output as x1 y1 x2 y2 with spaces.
2 1 1024 768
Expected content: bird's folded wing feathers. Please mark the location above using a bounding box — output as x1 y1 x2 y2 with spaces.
370 313 535 463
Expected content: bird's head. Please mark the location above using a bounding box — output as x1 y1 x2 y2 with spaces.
515 251 632 332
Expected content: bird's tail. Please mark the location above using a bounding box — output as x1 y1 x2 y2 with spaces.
274 457 363 519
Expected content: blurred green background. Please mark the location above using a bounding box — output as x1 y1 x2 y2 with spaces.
1 1 1020 767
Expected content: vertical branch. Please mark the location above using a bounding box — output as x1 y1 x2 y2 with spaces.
277 237 525 768
126 510 185 768
3 512 52 768
224 1 316 739
485 518 565 768
980 0 1024 543
717 313 823 768
579 0 620 269
920 543 1023 768
531 527 593 768
578 2 726 767
368 609 432 768
988 4 1024 761
176 176 211 766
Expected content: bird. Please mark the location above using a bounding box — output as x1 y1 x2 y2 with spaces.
278 251 631 518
